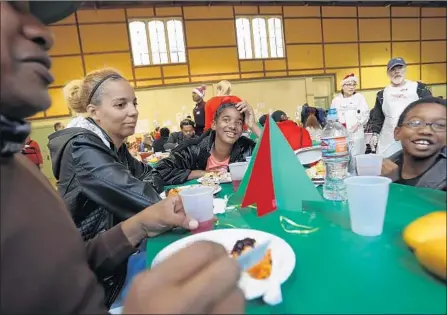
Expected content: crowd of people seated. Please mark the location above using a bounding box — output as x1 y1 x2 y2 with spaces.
1 2 445 314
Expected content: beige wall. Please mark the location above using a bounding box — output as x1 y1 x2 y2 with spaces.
31 79 446 134
29 79 445 183
117 76 332 137
36 5 446 121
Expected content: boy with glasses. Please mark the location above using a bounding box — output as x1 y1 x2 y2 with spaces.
381 97 446 190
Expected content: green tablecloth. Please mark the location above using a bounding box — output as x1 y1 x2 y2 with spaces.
146 182 446 314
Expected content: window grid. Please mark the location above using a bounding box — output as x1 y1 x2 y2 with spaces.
236 16 285 60
129 21 150 66
129 18 186 66
236 18 252 59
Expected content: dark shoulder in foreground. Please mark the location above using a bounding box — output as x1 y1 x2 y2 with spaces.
1 154 107 313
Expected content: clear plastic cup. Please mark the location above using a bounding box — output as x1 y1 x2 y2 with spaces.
355 154 384 176
229 162 249 192
345 176 392 236
179 186 214 233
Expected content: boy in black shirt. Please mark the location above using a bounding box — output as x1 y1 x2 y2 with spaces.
381 97 446 190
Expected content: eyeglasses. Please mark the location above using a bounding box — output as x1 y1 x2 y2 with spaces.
403 120 446 132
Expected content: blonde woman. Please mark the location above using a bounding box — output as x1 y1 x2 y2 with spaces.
48 68 163 241
331 73 370 156
204 80 242 130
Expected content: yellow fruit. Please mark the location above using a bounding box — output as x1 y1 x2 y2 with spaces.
403 211 446 250
414 237 447 280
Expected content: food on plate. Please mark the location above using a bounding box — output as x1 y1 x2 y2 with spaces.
166 188 180 197
146 153 170 164
403 211 446 250
165 183 220 197
201 175 218 186
403 211 446 280
146 154 160 163
204 171 219 179
147 157 159 163
202 171 232 184
414 237 446 280
203 171 223 183
231 238 272 280
305 160 325 179
200 181 219 191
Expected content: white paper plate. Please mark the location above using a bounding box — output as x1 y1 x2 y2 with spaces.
160 184 222 199
151 228 296 300
295 146 322 165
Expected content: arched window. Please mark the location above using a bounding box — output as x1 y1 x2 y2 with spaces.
235 16 285 60
252 18 268 58
128 18 186 66
267 17 284 58
166 19 186 63
148 20 167 64
129 21 150 66
236 18 252 59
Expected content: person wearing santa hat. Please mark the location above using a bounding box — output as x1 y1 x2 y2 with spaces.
330 73 370 156
192 85 206 136
369 57 432 154
204 80 244 131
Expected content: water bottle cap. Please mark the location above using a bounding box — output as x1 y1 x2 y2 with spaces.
327 108 338 120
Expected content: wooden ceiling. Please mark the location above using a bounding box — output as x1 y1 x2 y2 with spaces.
80 1 447 9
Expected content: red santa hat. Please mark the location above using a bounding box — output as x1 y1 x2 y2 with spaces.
192 85 206 98
341 73 358 86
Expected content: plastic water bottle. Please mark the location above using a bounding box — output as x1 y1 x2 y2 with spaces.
321 108 349 201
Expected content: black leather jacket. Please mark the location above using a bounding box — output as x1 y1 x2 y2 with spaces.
48 126 163 241
156 130 256 185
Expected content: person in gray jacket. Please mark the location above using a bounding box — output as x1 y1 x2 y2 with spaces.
164 118 198 150
381 97 446 191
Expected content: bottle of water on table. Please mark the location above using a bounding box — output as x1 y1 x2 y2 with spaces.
321 108 349 201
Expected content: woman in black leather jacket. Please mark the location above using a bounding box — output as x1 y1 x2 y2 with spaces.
156 102 261 185
48 68 163 241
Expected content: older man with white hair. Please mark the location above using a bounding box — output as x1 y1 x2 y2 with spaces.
370 57 432 154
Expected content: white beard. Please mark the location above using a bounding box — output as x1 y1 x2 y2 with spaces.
391 76 405 85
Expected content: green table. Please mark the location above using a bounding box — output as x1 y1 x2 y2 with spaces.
146 182 446 314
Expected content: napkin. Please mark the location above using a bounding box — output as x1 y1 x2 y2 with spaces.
263 274 283 305
213 198 227 214
262 261 283 305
